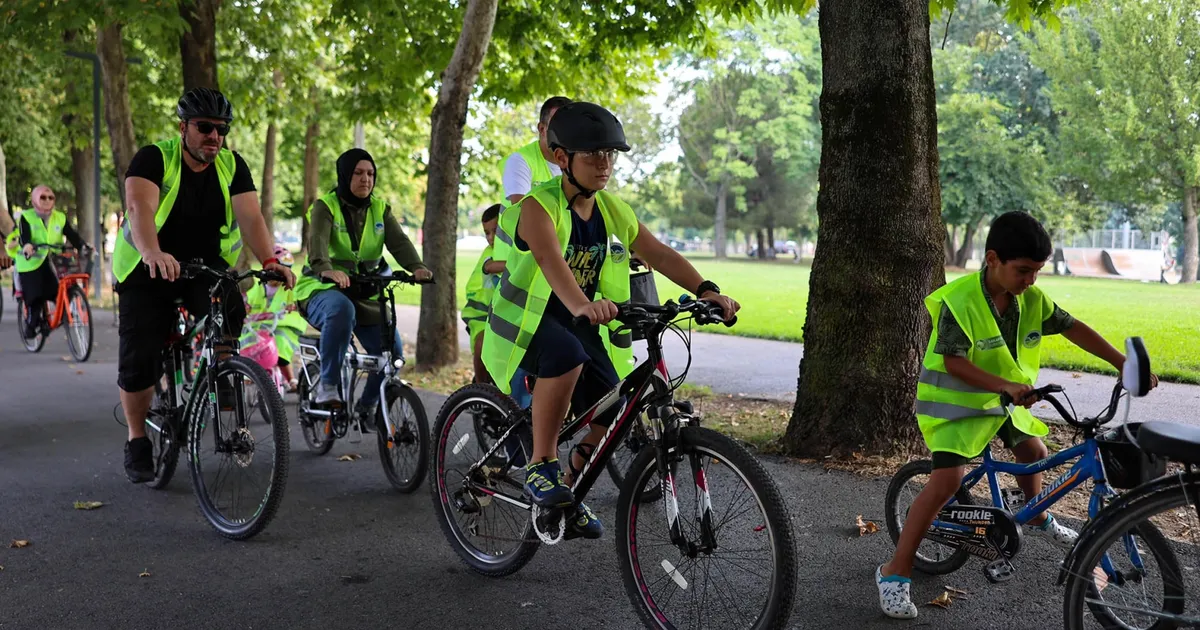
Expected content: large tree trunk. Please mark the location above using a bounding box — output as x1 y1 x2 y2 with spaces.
96 22 138 214
416 0 497 369
743 230 752 256
755 229 766 259
1182 186 1199 283
69 147 96 243
782 0 945 458
954 217 980 268
944 225 957 265
300 97 320 253
766 225 776 258
259 123 278 235
713 182 729 259
0 140 11 236
179 0 221 90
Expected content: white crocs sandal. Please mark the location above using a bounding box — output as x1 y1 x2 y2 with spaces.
876 565 918 620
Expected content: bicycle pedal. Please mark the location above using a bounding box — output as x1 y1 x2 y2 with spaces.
984 558 1017 583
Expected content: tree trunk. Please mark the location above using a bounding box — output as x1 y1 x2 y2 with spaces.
767 225 776 258
755 229 766 259
0 140 10 236
944 225 957 265
782 0 945 458
1182 186 1198 283
954 218 979 268
179 0 221 90
96 22 139 214
260 123 278 235
713 181 729 259
69 147 96 243
743 230 752 256
416 0 498 369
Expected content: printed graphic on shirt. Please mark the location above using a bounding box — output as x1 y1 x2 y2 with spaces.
566 242 607 293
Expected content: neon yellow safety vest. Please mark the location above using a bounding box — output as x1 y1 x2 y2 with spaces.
112 137 242 282
915 272 1052 458
293 191 387 302
246 282 307 333
482 178 638 395
14 210 67 273
494 141 557 264
462 244 496 343
4 208 22 258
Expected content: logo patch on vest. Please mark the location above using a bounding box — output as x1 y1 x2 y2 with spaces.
610 242 628 264
1023 330 1042 348
975 336 1005 351
374 221 385 234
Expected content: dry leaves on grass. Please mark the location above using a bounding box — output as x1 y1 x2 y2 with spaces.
337 454 362 462
855 515 880 537
10 540 30 548
74 501 104 510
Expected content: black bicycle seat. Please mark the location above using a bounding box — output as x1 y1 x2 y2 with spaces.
1137 421 1200 465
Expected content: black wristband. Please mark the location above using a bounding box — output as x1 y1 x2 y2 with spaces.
696 280 720 296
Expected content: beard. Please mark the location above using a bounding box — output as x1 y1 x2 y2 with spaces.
184 135 218 164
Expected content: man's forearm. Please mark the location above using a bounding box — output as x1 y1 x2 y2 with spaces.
233 194 274 263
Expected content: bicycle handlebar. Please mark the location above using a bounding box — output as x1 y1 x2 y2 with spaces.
571 295 737 329
179 260 286 285
1000 381 1125 429
23 242 93 259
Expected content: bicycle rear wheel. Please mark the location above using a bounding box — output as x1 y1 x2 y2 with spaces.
376 382 429 493
617 426 797 630
64 285 92 362
16 298 46 353
884 459 975 575
188 355 291 540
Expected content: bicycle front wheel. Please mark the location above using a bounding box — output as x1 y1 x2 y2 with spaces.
187 355 291 540
64 284 92 362
16 298 46 353
1063 478 1196 630
376 382 429 493
617 426 797 630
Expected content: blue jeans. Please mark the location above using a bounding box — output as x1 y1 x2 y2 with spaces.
305 289 403 410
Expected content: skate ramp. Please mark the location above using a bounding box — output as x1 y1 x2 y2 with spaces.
1061 247 1170 283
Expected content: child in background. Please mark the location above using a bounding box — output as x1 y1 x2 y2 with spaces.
243 245 306 391
462 203 505 384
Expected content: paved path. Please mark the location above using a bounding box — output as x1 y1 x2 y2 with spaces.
391 305 1200 427
0 297 1113 629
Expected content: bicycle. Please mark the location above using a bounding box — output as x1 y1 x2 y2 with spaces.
15 243 93 361
139 260 291 540
293 269 430 493
884 352 1173 589
430 297 798 630
1060 338 1197 629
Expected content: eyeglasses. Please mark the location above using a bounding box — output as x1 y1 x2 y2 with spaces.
40 194 55 201
576 149 619 164
190 121 230 136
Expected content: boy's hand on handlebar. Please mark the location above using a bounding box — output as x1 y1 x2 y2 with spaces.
572 298 619 326
700 291 740 323
320 270 350 288
144 249 181 281
264 262 296 288
22 243 34 258
413 268 434 282
1000 382 1037 408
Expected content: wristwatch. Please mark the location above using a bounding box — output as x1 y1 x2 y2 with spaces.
696 280 720 296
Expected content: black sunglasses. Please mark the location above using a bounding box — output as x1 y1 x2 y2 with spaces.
40 194 55 200
190 120 230 136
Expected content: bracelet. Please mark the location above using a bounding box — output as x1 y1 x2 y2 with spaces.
262 257 279 267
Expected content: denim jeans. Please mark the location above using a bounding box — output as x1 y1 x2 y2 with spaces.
305 289 402 411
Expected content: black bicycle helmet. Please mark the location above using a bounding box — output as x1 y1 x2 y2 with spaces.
546 102 631 153
176 87 234 122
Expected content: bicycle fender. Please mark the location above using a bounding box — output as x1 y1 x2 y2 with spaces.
1056 470 1200 585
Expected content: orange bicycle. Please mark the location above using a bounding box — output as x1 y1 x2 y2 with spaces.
17 243 94 361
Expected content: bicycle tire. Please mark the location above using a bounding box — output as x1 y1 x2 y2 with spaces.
146 380 181 491
296 363 334 455
430 383 540 577
884 459 976 575
1063 483 1190 630
377 382 429 493
17 298 46 353
64 285 92 362
187 355 291 540
617 426 797 630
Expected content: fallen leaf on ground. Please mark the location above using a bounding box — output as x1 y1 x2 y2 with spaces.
76 370 85 375
337 454 362 462
855 515 880 536
944 586 970 597
74 501 104 510
1071 372 1083 379
139 570 151 578
10 540 30 548
928 591 953 608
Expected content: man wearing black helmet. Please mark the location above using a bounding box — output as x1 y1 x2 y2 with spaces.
113 87 295 484
482 102 741 539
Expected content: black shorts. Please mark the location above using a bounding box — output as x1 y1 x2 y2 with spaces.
117 278 245 392
520 315 620 427
931 419 1037 469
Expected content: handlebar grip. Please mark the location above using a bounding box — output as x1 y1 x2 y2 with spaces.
723 315 738 328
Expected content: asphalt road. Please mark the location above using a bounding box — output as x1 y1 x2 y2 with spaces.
0 297 1123 629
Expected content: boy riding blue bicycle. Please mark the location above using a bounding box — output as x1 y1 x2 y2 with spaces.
876 211 1158 619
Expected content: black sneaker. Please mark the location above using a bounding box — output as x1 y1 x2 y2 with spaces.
354 406 376 433
124 437 155 484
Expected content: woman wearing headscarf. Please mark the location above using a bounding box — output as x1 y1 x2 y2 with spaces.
292 149 433 426
16 185 90 337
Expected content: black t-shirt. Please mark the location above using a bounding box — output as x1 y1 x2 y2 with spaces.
120 144 255 286
518 207 608 322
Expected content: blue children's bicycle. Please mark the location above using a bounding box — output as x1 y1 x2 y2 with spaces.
885 378 1172 584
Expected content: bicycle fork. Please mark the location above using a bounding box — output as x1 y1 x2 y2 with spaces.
651 420 717 556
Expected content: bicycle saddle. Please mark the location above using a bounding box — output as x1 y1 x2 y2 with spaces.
1137 421 1200 465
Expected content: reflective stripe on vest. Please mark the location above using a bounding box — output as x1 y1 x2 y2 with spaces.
915 272 1052 457
112 138 240 282
481 177 638 395
14 211 66 273
462 245 496 333
292 191 388 302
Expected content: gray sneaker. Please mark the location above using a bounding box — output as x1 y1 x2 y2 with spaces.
314 382 342 406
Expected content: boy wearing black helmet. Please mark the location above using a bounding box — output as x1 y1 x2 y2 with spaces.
482 102 740 539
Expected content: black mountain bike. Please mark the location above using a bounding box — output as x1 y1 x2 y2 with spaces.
141 261 291 540
431 297 797 630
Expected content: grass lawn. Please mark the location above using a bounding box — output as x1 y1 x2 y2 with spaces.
289 250 1200 384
